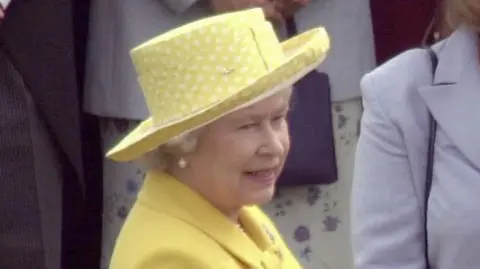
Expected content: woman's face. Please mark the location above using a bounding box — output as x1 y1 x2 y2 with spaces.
181 89 291 214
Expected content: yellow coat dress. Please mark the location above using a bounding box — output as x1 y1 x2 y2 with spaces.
110 171 302 269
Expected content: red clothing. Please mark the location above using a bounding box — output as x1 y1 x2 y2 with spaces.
370 0 438 64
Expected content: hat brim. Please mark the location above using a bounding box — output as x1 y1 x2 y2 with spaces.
106 27 329 162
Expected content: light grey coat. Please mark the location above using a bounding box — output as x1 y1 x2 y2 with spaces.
351 26 480 269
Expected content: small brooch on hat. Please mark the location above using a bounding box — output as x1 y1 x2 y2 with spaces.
219 66 235 75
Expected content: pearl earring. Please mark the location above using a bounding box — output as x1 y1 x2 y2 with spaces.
177 157 188 169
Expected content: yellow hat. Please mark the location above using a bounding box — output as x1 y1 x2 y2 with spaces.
106 8 330 162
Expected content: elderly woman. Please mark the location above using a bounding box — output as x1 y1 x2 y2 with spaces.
351 0 480 268
84 1 308 266
106 8 329 269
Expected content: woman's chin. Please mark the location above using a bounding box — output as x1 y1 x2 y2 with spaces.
243 184 276 205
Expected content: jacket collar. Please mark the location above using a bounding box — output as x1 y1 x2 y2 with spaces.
433 25 477 84
137 171 283 268
419 25 480 167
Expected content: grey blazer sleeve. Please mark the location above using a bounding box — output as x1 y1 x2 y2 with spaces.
351 73 425 269
163 0 203 14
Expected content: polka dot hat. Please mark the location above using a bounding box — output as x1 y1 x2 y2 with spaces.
106 8 330 162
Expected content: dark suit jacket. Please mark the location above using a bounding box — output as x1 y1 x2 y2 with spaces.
0 0 83 187
0 2 91 268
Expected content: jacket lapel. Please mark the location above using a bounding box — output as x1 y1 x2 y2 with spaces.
418 26 480 167
139 172 281 268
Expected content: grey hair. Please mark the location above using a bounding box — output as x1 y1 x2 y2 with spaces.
135 129 202 171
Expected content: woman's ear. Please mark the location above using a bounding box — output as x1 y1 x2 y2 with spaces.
163 129 202 155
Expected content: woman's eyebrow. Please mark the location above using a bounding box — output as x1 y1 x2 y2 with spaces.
277 103 290 112
236 107 289 122
233 114 263 123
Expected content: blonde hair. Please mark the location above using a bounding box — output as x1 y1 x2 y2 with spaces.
445 0 480 31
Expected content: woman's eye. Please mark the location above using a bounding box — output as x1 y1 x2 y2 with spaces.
272 115 286 123
238 122 258 130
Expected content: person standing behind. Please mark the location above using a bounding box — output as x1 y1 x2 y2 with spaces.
0 1 84 269
352 0 480 268
84 1 302 267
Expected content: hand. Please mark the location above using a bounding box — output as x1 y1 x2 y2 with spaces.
273 0 309 19
209 0 284 24
0 6 4 21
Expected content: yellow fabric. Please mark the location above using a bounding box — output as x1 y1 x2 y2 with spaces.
110 172 303 269
106 7 330 162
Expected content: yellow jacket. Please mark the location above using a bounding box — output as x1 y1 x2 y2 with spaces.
110 171 302 269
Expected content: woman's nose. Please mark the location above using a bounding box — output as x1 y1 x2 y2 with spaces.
258 128 286 156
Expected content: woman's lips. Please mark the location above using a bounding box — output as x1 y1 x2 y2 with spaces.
244 169 278 184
